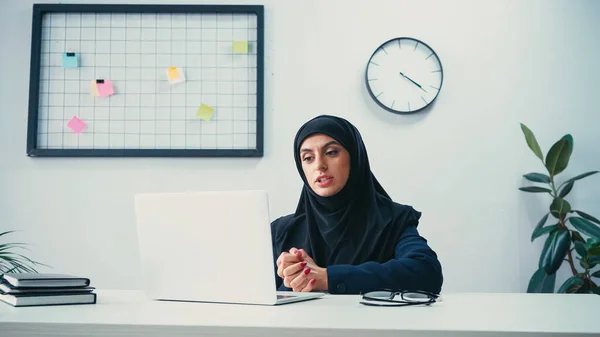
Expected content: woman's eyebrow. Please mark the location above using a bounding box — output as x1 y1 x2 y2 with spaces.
322 141 340 149
300 141 339 153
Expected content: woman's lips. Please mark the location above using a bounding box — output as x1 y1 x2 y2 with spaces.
315 176 333 187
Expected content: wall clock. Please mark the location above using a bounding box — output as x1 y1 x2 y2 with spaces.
365 37 443 114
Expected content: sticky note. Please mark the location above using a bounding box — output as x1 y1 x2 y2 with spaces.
168 67 179 79
90 80 99 96
196 104 214 121
67 116 86 134
96 79 115 97
167 67 185 84
233 41 248 53
62 52 78 68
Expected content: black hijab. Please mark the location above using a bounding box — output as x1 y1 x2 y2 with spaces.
272 115 421 267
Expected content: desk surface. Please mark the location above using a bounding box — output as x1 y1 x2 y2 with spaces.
0 290 599 337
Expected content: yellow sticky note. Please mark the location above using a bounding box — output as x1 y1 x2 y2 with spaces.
196 104 214 121
90 80 99 97
233 41 248 53
168 67 179 80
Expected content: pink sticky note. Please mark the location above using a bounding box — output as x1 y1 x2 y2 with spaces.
67 116 86 134
96 80 115 97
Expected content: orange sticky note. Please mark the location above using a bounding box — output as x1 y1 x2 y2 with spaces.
196 104 214 121
167 67 185 84
168 67 179 79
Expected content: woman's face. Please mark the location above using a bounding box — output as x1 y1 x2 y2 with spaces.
299 133 350 197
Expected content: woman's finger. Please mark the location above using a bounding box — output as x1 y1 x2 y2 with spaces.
301 279 316 292
290 268 311 291
281 253 302 264
283 268 304 288
298 249 309 259
277 253 301 278
282 261 307 277
294 250 305 260
283 273 297 288
289 248 305 261
276 253 286 277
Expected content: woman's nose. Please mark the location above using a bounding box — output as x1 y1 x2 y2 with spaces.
315 156 327 171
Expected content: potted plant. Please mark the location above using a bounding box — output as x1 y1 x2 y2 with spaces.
0 231 47 276
519 124 600 294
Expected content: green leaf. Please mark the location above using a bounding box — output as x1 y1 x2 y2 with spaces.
0 243 29 253
591 287 600 295
562 171 600 186
580 259 590 269
557 276 584 293
531 224 557 242
574 211 600 226
0 257 38 273
588 237 600 246
569 217 600 239
519 186 552 193
530 213 549 241
589 256 600 268
545 138 572 176
589 247 600 256
574 241 587 257
520 123 544 161
592 270 600 278
539 234 552 267
523 173 552 184
527 267 556 293
558 181 574 198
562 134 574 150
571 231 585 243
0 231 18 238
550 198 572 218
540 229 571 274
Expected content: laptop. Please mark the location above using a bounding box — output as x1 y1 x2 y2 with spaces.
133 190 324 305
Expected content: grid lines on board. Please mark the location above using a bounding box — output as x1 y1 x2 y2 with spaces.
28 4 263 157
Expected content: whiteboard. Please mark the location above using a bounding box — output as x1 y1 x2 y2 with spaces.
26 4 264 157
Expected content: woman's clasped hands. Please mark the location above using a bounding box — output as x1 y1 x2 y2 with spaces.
276 248 328 292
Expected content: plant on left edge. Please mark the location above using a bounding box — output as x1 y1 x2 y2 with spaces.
0 231 47 276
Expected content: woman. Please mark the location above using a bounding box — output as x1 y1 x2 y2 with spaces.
271 115 443 295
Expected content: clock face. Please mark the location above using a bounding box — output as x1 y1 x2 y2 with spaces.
365 37 443 114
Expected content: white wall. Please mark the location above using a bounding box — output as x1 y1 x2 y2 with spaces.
1 0 599 293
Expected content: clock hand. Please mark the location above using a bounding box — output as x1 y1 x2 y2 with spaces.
399 72 427 92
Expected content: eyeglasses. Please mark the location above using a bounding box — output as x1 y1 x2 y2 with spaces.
359 289 440 307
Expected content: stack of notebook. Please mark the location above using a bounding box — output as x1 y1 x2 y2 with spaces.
0 273 96 307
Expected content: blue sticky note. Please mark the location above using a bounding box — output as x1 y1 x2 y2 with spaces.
62 52 79 68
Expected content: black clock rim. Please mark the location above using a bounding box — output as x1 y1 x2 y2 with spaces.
365 37 444 114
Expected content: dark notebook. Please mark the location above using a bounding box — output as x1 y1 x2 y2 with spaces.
1 273 90 288
0 280 95 294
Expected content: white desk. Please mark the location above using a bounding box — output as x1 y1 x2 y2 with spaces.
0 290 598 337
